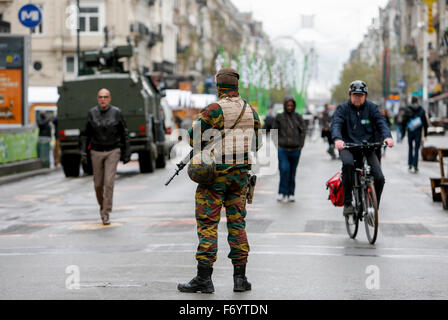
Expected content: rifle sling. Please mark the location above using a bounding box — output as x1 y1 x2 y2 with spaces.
180 100 248 168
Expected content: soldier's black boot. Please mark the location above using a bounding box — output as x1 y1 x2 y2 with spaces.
177 264 214 293
233 264 251 292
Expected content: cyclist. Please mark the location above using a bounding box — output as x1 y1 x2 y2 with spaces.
331 80 394 217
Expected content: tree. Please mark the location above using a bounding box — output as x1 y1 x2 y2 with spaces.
331 56 383 104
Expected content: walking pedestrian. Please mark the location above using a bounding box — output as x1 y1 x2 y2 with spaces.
263 108 275 135
320 104 336 160
375 108 392 162
402 97 429 174
272 97 307 203
81 89 130 225
51 114 60 167
37 112 52 168
394 107 405 143
37 112 51 137
177 68 261 294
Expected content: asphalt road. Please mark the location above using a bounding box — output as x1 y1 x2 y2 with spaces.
1 132 448 300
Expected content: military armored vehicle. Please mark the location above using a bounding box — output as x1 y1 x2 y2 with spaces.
57 45 169 177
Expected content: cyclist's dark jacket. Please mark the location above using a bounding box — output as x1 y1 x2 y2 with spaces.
331 99 392 144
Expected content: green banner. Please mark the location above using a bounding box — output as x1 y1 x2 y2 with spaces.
0 129 38 163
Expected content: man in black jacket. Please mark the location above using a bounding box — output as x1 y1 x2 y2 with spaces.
272 97 306 203
402 97 429 173
81 89 130 225
331 81 394 216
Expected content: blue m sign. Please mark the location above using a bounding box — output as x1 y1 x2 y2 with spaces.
18 4 42 28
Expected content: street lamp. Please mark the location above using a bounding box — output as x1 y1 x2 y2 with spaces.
420 0 436 112
417 20 428 111
77 0 81 76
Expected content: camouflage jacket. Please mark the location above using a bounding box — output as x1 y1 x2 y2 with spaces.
188 96 262 171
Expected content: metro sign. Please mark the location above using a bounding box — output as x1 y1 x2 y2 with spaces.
18 4 42 28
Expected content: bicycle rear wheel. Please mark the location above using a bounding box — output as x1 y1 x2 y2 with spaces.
364 182 379 244
345 189 359 239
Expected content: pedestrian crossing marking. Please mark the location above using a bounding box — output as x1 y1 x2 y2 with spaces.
113 206 137 211
406 234 448 239
70 223 123 230
45 197 63 203
14 194 47 202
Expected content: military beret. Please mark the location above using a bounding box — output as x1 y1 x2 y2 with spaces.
216 68 239 86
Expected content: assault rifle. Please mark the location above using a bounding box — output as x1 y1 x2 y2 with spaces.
165 149 194 186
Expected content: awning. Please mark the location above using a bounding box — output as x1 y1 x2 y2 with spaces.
190 94 217 109
165 89 191 110
28 86 59 105
164 90 217 110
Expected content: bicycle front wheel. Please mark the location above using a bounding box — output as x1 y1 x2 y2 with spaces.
364 182 379 244
345 189 359 239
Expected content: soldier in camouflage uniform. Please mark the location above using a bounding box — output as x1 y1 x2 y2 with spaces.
177 68 262 293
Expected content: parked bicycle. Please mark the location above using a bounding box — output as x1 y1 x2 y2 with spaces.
343 142 386 244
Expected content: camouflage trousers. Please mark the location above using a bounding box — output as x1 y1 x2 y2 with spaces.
195 167 250 267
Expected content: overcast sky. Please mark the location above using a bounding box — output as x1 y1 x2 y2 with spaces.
232 0 389 100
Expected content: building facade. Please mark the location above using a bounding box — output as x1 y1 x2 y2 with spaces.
1 0 177 86
1 0 272 94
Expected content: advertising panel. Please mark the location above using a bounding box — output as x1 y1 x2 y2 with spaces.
0 129 38 163
0 69 22 125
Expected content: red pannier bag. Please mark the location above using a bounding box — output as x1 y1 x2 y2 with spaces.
326 171 344 207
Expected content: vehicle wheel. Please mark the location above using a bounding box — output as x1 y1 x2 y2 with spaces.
61 154 81 177
364 182 379 245
81 152 93 175
139 149 155 173
156 151 167 168
345 188 359 239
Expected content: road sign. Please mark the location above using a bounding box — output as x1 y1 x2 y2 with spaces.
397 80 406 89
18 4 42 28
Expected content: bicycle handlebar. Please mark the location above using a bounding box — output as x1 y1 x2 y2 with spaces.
343 142 387 150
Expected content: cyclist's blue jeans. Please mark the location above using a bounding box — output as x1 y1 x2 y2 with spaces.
407 129 422 168
339 149 385 206
278 148 301 196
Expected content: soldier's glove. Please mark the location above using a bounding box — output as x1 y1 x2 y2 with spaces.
81 152 88 165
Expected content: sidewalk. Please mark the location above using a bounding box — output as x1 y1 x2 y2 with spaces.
0 159 61 186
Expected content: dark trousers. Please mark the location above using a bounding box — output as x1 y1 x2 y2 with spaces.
278 148 301 196
339 149 385 206
408 129 422 168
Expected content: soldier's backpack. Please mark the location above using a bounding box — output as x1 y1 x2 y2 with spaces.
326 171 344 207
187 100 248 185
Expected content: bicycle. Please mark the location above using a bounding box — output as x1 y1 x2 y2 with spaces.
343 142 386 245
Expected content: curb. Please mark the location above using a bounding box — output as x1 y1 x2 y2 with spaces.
0 167 61 186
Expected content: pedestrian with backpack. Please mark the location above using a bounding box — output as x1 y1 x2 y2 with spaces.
402 97 429 174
